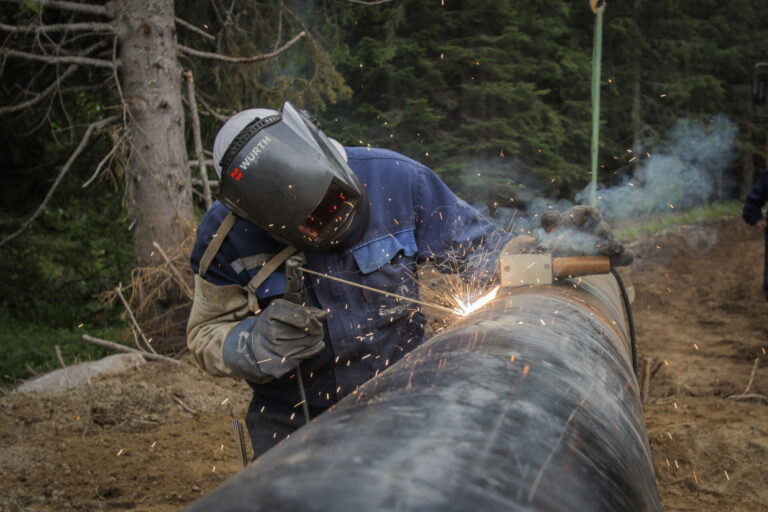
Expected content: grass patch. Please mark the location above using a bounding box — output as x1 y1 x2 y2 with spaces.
0 311 130 390
614 201 743 241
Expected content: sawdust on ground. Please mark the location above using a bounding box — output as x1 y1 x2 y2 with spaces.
0 216 766 511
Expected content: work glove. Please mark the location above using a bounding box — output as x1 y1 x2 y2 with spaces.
538 205 633 266
222 299 326 381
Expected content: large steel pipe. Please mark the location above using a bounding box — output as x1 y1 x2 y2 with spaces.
185 275 661 511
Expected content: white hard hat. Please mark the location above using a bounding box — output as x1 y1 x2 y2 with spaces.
213 108 279 177
213 107 347 177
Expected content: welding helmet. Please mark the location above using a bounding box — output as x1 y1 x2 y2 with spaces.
213 102 369 251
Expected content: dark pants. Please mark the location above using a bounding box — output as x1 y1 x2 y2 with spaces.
764 230 768 300
245 391 330 460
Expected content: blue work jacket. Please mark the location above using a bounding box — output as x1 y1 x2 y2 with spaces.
743 168 768 300
743 168 768 225
190 147 501 451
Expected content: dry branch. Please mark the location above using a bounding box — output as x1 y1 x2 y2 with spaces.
348 0 394 4
81 334 182 366
152 241 194 300
0 48 116 68
0 63 77 115
195 93 230 122
0 0 110 16
178 29 305 63
745 357 760 394
0 114 119 248
168 389 199 415
0 21 113 33
641 357 651 403
82 132 126 188
192 177 219 188
115 284 157 354
183 70 212 209
54 345 66 367
174 16 215 41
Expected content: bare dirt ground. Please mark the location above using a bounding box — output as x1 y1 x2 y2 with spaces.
628 217 768 511
0 216 766 511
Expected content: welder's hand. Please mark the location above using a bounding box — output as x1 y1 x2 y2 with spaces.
538 206 633 266
222 299 326 381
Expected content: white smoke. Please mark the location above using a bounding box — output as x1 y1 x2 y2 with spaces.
575 114 739 219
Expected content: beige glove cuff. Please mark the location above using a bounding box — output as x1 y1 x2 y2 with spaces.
186 274 258 378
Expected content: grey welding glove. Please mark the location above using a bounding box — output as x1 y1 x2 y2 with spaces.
222 299 327 381
538 205 633 266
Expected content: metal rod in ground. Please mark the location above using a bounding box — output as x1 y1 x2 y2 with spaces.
232 420 248 469
296 363 311 424
298 267 458 316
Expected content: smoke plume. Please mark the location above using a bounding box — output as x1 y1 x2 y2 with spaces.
575 114 739 219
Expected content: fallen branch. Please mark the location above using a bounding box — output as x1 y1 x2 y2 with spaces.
745 357 760 394
81 334 182 366
168 389 199 415
641 357 651 403
54 345 66 367
115 284 157 354
727 357 766 404
728 394 768 405
348 0 394 4
0 114 120 248
25 364 38 376
178 29 305 63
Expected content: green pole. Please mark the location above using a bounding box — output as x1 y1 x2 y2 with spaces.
590 1 605 206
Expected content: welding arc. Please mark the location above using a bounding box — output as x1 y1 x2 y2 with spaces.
298 267 458 315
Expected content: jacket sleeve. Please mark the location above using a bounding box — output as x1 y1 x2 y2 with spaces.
412 165 511 277
743 169 768 225
186 274 256 378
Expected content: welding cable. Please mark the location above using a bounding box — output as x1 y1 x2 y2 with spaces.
610 268 638 377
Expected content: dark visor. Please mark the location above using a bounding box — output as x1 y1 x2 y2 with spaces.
298 181 358 244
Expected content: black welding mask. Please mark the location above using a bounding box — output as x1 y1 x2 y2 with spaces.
216 102 369 251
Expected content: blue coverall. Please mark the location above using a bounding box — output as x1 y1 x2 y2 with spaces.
190 147 502 456
743 168 768 300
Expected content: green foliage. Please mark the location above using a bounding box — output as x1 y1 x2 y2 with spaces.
320 0 599 202
614 201 744 241
0 310 127 389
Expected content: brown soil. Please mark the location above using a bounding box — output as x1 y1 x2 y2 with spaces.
627 217 768 511
1 217 766 511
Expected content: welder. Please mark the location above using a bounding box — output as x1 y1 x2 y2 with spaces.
743 167 768 300
187 101 630 458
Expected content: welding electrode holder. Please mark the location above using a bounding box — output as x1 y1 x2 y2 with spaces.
284 253 312 424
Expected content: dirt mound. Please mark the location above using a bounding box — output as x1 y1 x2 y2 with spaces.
0 216 766 511
0 359 252 511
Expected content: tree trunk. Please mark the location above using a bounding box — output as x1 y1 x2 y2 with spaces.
116 0 193 268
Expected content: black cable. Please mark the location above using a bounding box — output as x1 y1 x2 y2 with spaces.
610 268 638 377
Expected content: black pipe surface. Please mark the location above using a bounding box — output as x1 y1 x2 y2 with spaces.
185 275 661 511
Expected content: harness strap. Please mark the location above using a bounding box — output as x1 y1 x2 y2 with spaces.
199 212 238 278
245 246 298 296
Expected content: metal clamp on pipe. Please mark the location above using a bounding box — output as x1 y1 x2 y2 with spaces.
499 251 611 288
